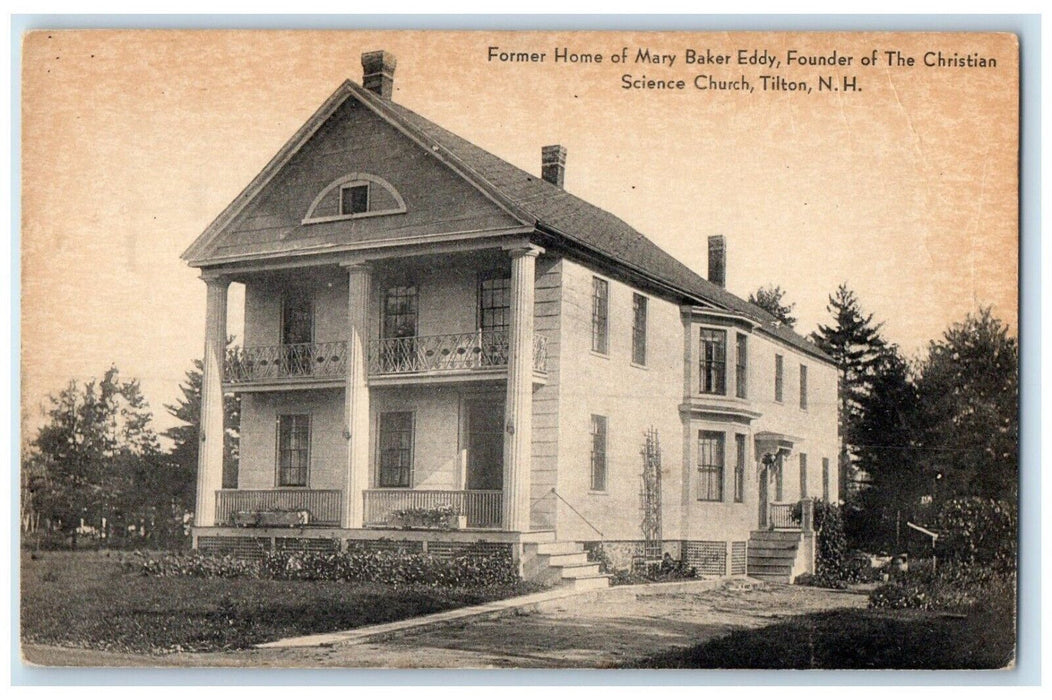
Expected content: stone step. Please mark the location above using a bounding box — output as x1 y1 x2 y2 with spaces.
530 540 583 556
568 574 611 591
746 562 793 575
749 572 792 583
749 531 804 541
554 562 602 579
748 544 798 555
544 551 590 567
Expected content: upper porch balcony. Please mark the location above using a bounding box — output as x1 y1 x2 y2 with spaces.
225 331 548 388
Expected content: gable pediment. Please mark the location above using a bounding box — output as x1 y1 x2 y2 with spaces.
183 86 526 266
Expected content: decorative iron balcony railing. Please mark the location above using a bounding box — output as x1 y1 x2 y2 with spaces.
226 341 347 384
368 331 548 376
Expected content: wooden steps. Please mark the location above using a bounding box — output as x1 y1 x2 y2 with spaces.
747 530 803 583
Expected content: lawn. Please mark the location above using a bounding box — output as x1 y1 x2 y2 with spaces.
627 604 1016 669
21 550 538 654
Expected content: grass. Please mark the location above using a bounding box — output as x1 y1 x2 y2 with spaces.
628 603 1015 669
21 550 540 654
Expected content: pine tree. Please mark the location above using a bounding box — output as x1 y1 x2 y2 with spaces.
811 284 888 499
748 284 797 328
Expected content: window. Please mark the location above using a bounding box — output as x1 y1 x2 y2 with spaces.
697 431 725 501
699 329 727 394
340 183 370 216
799 453 808 498
383 285 418 339
590 415 607 491
378 412 413 487
774 354 784 402
632 294 647 365
282 293 313 345
277 414 310 486
478 273 511 333
799 364 809 410
591 278 609 354
735 333 748 398
822 457 831 502
734 434 746 503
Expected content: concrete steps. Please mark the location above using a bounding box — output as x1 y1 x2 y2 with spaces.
523 540 611 590
747 529 802 584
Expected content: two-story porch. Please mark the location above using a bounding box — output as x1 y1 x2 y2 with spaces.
192 241 549 542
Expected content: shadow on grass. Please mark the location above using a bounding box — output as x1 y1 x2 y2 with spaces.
625 607 1015 669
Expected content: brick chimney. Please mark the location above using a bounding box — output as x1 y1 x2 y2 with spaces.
361 50 397 99
708 235 726 288
541 145 567 188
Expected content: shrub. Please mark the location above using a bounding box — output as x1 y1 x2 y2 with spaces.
868 559 1016 613
133 546 520 588
796 500 872 588
934 497 1017 571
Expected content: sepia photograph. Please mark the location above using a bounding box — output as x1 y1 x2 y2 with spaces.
18 27 1021 671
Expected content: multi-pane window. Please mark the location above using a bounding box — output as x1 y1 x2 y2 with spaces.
799 364 809 410
340 183 369 215
799 453 809 498
277 414 310 487
590 415 607 491
378 412 413 488
591 277 609 354
383 285 418 338
822 457 831 502
697 431 725 501
774 354 784 402
282 293 313 345
699 329 727 394
734 434 746 503
735 333 748 399
478 274 511 333
632 294 647 366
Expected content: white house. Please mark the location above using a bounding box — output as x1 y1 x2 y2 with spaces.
182 51 839 586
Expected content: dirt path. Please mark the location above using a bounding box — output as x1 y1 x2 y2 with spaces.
22 582 871 669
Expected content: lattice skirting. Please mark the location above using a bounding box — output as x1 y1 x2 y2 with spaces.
683 541 727 576
731 541 748 575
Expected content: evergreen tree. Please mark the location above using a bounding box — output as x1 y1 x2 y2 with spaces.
811 284 888 499
163 350 241 509
748 284 797 328
914 308 1017 504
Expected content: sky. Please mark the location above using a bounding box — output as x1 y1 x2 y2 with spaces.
20 30 1018 438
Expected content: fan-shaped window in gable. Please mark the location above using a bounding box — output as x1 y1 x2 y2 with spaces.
302 173 406 224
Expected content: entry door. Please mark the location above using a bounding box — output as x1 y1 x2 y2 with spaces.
466 400 504 491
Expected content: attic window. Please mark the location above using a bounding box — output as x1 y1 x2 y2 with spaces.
302 172 407 224
341 184 370 215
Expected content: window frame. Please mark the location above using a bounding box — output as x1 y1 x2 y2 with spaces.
735 332 748 399
699 328 728 395
377 411 415 488
697 430 725 502
478 271 512 334
339 182 370 216
799 364 809 410
774 354 784 403
822 457 830 502
631 293 648 366
590 414 608 492
591 277 609 355
276 413 311 487
799 453 808 499
734 433 746 503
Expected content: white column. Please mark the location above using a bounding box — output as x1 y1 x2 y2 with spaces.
342 262 372 528
502 245 542 532
194 274 229 527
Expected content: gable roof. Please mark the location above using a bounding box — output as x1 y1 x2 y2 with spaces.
183 80 830 363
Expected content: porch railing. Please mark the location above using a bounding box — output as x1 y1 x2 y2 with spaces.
215 489 342 526
363 489 503 529
768 499 814 532
225 341 347 384
768 501 801 530
368 331 548 376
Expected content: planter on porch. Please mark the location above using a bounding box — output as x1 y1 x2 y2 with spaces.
230 509 310 528
388 505 467 531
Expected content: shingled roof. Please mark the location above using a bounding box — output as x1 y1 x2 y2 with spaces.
371 88 829 363
185 78 830 363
